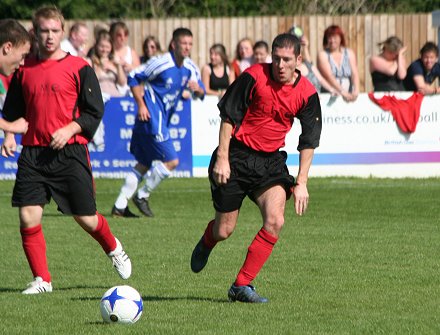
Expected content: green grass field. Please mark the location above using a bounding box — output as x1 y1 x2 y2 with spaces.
1 177 440 334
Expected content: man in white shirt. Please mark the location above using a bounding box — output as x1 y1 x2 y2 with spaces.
60 22 89 57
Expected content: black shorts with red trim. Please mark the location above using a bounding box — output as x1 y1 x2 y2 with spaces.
12 144 97 216
209 138 295 213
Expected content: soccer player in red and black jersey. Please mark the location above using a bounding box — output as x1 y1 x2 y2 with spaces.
1 6 132 294
191 33 322 303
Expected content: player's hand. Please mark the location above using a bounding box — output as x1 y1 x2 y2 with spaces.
212 158 231 185
1 133 17 157
6 118 28 134
50 127 74 150
137 104 151 122
293 183 309 216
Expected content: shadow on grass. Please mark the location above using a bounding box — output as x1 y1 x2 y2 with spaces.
0 284 109 294
72 294 228 303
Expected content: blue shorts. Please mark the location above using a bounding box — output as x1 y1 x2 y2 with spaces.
130 129 178 167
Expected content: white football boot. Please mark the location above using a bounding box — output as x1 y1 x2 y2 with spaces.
107 238 132 279
22 276 53 294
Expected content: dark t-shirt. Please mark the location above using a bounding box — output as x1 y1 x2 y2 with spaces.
217 63 322 153
403 59 440 91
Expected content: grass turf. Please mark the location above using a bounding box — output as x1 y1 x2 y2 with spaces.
0 177 440 334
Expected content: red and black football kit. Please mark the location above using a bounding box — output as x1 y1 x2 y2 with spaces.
2 54 104 215
209 63 322 212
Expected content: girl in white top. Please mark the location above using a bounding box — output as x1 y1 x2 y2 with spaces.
109 21 140 74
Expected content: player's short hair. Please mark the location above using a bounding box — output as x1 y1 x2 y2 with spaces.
272 33 301 56
0 19 30 47
32 5 65 32
420 41 438 57
172 28 193 42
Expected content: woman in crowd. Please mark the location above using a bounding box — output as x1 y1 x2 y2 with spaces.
231 37 254 77
90 30 127 98
140 35 162 63
201 43 235 97
370 36 407 91
109 21 140 74
288 26 337 95
317 24 359 101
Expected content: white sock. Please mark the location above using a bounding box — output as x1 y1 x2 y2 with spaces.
115 169 143 209
137 162 171 199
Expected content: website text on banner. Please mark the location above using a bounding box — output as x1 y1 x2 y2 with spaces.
192 93 440 178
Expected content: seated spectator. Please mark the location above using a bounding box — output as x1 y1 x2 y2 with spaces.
140 36 162 63
253 40 271 63
90 30 127 98
231 37 254 77
60 22 89 58
317 24 360 102
109 21 140 74
288 26 337 95
403 42 440 95
201 43 235 97
370 36 407 92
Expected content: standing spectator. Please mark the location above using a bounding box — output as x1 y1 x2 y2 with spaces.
370 36 407 92
111 28 205 218
140 35 162 63
317 24 359 102
190 33 322 303
231 37 254 77
403 42 440 95
253 40 271 63
109 21 140 74
1 6 132 294
288 26 337 94
201 43 235 98
0 19 30 133
91 30 127 98
60 22 89 58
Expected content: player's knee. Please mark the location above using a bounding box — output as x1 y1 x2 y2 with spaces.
164 159 179 171
264 215 284 233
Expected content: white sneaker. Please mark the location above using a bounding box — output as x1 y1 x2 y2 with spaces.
107 238 132 279
22 276 53 295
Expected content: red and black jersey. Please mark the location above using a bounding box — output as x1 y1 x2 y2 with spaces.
218 63 322 152
2 54 104 146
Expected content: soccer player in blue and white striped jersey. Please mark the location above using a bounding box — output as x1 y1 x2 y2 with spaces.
112 28 205 218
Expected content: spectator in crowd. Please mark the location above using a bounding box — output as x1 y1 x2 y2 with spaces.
111 28 205 218
140 35 162 63
403 42 440 95
231 37 254 77
90 30 126 98
288 26 337 95
253 40 271 63
317 24 359 102
201 43 234 98
109 21 140 74
60 22 89 58
369 36 407 92
1 5 131 294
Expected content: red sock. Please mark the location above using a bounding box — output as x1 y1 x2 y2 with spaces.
20 224 51 283
88 213 116 254
234 228 278 287
202 219 217 249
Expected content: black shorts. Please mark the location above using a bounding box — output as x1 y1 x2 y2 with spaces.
12 144 97 216
209 138 295 213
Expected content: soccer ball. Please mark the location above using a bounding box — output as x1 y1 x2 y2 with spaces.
100 285 143 324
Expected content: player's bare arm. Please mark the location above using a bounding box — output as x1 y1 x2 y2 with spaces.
187 80 205 98
50 121 82 150
212 120 233 185
1 132 17 157
294 148 314 216
0 117 28 134
131 85 150 121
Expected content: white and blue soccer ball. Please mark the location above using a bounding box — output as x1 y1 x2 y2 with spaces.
100 285 143 324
